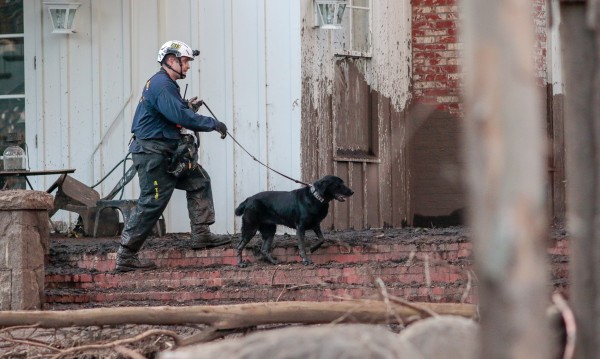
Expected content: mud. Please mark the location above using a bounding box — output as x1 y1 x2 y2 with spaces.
48 226 470 264
47 223 567 274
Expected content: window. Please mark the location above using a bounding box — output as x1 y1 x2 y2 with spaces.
0 0 25 168
333 58 379 162
336 0 372 57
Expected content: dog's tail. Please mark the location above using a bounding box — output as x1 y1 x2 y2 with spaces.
234 199 248 216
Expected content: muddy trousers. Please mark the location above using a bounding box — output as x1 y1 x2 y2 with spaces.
119 152 215 256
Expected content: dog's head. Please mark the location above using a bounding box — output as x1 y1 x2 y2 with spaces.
312 175 354 202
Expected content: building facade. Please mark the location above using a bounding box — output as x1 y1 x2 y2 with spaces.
1 0 561 234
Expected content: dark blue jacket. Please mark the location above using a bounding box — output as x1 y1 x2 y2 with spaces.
129 69 219 153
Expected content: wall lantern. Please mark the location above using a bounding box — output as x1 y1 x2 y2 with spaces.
44 2 81 34
314 0 347 30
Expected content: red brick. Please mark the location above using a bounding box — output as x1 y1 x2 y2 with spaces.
433 20 457 30
45 230 570 308
413 0 456 6
448 272 465 283
414 13 443 21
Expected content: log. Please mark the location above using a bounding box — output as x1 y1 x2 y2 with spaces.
0 301 476 329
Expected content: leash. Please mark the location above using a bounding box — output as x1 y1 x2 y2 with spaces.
200 101 310 187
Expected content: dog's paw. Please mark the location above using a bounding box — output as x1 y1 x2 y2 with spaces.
301 258 314 266
238 261 250 268
310 240 325 253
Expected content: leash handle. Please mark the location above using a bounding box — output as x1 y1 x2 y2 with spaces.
200 101 309 187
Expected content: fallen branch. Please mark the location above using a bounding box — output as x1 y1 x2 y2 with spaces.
388 295 439 318
2 335 61 353
276 284 316 302
0 323 40 334
552 293 575 359
0 300 476 330
114 345 146 359
49 328 181 359
375 278 406 325
179 328 247 347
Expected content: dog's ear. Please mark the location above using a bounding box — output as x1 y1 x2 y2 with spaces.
313 176 330 197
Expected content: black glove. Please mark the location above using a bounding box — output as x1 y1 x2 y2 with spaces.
215 121 228 139
187 96 203 113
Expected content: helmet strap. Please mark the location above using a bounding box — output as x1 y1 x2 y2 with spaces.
163 56 186 79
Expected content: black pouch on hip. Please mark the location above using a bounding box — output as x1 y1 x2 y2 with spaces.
167 134 199 178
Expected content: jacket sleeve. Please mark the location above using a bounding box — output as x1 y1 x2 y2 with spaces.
154 83 220 132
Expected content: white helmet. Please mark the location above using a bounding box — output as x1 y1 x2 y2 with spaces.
157 40 197 63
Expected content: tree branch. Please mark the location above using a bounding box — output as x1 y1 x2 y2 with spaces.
50 329 181 359
0 301 476 330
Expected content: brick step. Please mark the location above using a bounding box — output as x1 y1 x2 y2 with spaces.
44 230 476 309
45 279 471 310
45 260 467 292
47 233 471 273
44 228 568 309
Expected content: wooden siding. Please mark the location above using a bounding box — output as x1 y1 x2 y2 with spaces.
302 59 410 230
300 0 412 230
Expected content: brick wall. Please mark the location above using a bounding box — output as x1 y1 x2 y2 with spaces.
44 231 569 309
412 0 462 115
532 0 548 84
411 0 548 113
409 0 549 219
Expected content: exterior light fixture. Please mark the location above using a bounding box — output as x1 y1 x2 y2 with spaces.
314 0 347 30
44 2 81 34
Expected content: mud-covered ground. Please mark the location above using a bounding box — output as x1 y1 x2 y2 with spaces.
47 223 567 273
48 226 472 265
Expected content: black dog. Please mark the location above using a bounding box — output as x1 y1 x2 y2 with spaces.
234 175 354 267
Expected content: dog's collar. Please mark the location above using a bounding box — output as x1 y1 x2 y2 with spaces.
310 185 325 203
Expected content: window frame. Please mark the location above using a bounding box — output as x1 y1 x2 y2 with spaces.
0 1 26 177
332 58 380 164
0 33 25 102
334 0 373 59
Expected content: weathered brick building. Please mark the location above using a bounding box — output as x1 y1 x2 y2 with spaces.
408 0 562 224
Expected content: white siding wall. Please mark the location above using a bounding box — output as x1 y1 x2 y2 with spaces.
25 0 302 234
196 0 302 233
26 0 135 226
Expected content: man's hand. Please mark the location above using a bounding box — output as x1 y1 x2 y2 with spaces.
188 96 203 113
215 121 228 139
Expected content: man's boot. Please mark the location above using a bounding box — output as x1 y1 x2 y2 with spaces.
115 246 157 272
190 224 232 249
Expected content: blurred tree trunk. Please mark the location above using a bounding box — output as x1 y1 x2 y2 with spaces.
560 1 600 358
462 0 552 358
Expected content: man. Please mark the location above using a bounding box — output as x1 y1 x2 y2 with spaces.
116 40 230 272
